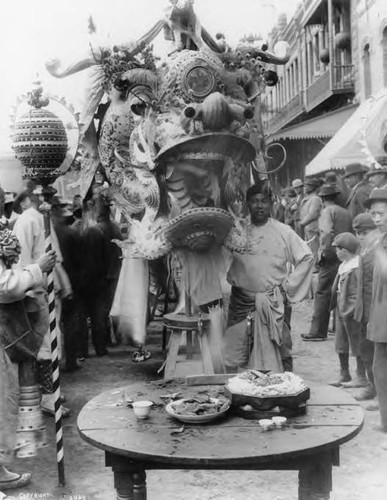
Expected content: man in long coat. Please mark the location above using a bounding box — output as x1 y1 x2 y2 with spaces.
343 163 371 220
364 188 387 435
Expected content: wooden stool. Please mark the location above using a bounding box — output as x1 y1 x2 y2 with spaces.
162 313 214 378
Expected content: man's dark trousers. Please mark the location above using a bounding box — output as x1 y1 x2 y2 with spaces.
308 257 339 338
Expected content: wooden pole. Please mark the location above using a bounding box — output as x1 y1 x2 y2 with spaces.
40 185 65 486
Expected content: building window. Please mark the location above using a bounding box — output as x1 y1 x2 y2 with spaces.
363 43 372 98
383 27 387 87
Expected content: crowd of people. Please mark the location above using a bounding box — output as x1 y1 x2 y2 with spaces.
1 158 387 491
0 174 124 490
270 159 387 439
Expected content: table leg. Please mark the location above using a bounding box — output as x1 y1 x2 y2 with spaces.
133 470 147 500
113 468 134 500
298 453 332 500
106 453 147 500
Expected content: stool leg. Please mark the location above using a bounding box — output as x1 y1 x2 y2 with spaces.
186 330 193 360
164 330 181 378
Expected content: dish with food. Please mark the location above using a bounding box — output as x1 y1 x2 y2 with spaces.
225 370 310 411
166 395 230 424
227 370 308 398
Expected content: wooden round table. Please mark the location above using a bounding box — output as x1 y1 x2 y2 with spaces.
77 379 364 500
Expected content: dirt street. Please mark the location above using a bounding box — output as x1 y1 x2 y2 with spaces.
4 299 387 500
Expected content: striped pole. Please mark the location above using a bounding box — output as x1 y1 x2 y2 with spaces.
40 187 65 486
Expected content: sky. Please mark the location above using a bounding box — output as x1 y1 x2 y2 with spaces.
0 0 300 153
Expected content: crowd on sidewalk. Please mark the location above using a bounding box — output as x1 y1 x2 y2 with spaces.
273 159 387 439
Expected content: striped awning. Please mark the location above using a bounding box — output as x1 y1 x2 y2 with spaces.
267 104 358 142
305 89 387 176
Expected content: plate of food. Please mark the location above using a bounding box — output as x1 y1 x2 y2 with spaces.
224 370 310 411
166 395 230 424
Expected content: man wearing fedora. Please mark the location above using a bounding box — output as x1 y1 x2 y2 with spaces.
364 188 387 434
366 156 387 191
302 184 352 341
299 177 322 262
343 163 371 220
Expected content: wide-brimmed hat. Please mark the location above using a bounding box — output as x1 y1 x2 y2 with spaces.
291 179 303 188
343 163 368 178
319 184 341 197
366 165 387 177
364 188 387 208
4 192 15 204
352 213 376 232
304 177 321 189
332 232 359 253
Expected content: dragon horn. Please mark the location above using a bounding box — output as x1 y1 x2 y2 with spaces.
125 19 165 58
45 55 100 79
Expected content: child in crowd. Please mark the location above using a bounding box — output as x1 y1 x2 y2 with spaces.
350 214 379 400
330 232 365 387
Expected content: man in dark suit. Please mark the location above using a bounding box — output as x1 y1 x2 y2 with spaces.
343 163 371 220
302 184 352 341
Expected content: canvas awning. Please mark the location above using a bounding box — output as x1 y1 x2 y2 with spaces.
305 89 387 176
268 104 358 142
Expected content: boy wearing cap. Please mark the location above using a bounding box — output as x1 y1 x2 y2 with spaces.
364 188 387 433
330 233 365 386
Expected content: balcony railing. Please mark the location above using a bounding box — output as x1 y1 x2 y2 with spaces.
332 65 355 90
305 70 331 111
305 64 354 111
264 93 304 135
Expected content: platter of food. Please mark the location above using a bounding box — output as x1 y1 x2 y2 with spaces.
166 395 230 424
224 370 310 411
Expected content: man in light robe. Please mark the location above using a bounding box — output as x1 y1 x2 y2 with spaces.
0 227 56 490
12 191 70 417
224 183 314 372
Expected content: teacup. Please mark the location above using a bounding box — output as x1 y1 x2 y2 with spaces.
271 416 287 429
258 419 273 432
132 400 153 419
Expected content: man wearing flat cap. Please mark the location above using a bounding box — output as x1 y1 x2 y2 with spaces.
299 177 322 261
302 184 352 341
224 183 314 373
343 163 371 220
363 188 387 435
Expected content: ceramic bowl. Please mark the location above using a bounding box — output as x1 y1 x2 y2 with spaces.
132 401 153 419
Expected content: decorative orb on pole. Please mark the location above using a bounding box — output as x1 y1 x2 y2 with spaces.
13 80 68 188
12 79 75 488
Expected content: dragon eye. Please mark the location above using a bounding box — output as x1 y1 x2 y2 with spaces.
185 66 216 98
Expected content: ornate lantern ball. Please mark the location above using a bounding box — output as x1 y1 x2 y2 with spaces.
334 32 351 51
12 82 68 185
320 48 330 64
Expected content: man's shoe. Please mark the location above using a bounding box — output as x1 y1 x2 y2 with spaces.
354 385 377 401
301 333 327 341
0 472 31 490
364 399 379 411
341 377 368 389
329 369 351 387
